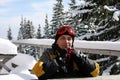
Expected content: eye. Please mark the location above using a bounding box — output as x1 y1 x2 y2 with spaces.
59 36 65 40
67 37 72 41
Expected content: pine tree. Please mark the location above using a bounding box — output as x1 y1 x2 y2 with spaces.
36 24 42 39
66 0 80 37
66 0 95 38
17 17 24 40
7 27 12 40
64 0 77 26
17 17 35 39
43 14 51 38
17 16 39 59
71 0 120 75
25 20 35 39
75 0 120 41
65 0 120 75
50 0 65 38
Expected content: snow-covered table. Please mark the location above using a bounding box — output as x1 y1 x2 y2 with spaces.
0 54 16 72
0 73 37 80
49 75 120 80
0 38 37 79
0 38 17 73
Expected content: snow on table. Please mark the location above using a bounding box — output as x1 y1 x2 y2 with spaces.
0 38 17 55
0 53 37 74
0 73 37 80
49 75 120 80
0 38 37 80
13 39 120 56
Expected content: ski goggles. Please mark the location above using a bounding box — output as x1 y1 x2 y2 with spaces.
57 25 75 36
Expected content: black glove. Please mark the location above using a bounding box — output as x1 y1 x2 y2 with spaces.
71 51 87 63
71 51 96 76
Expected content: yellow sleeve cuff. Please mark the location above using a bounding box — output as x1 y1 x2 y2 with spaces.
90 62 100 77
32 61 45 77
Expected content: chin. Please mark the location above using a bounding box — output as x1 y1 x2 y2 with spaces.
61 47 66 49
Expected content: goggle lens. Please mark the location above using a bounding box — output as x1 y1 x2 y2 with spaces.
57 26 75 36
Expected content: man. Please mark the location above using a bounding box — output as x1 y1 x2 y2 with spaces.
32 25 100 80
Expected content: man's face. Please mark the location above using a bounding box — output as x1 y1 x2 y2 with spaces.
56 35 73 49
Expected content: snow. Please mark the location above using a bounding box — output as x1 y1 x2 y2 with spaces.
0 73 37 80
0 53 36 74
13 38 120 52
68 0 93 16
0 38 37 80
95 57 110 62
113 11 120 21
102 64 114 76
74 40 120 51
104 5 120 21
0 38 17 55
13 38 54 47
104 5 118 11
76 0 86 6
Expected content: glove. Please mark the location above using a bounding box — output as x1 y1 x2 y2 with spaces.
71 51 87 63
66 48 74 62
71 52 96 76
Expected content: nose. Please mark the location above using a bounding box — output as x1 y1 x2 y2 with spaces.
65 38 71 47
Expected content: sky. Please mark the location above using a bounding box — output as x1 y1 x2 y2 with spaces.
0 0 69 40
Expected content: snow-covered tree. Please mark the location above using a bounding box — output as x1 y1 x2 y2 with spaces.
66 0 120 75
17 17 35 39
66 0 96 38
17 17 39 60
7 27 12 40
77 0 120 41
36 24 42 39
64 0 80 36
43 14 51 38
50 0 65 38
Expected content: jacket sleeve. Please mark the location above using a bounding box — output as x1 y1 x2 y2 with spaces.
32 49 59 79
71 51 100 77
